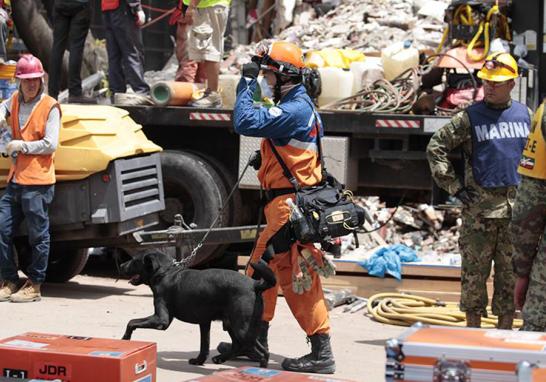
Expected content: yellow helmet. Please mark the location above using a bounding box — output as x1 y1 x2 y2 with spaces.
477 52 519 82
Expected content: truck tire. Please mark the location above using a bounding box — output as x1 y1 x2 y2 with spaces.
15 242 89 283
186 150 244 226
159 150 230 266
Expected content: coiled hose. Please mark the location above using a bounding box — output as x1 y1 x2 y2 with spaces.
320 67 420 113
367 293 522 329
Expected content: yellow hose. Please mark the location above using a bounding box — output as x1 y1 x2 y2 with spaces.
467 5 499 62
367 293 523 328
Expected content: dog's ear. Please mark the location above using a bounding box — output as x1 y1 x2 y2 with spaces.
143 253 159 274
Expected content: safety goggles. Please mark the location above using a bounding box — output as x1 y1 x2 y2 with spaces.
483 59 516 74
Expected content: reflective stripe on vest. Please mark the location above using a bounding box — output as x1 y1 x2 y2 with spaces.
101 0 120 11
518 102 546 179
468 100 530 188
7 92 59 185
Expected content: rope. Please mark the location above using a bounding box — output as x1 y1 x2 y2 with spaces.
139 5 176 30
367 293 523 328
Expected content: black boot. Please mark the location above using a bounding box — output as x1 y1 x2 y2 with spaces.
217 320 269 361
281 333 336 374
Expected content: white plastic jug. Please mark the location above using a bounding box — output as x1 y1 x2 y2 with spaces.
218 74 240 108
317 67 354 108
381 41 419 81
350 58 384 94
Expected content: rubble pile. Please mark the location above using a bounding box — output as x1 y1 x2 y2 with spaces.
223 0 449 74
354 196 462 256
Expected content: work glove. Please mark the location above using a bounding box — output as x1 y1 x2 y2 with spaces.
292 256 313 295
7 140 25 156
300 248 336 278
248 150 261 170
454 186 479 206
135 9 146 27
168 0 183 25
242 62 260 80
514 276 530 311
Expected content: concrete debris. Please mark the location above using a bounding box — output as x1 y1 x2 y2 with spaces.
222 0 449 74
352 196 461 256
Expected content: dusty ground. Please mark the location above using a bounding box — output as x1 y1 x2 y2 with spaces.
0 257 406 382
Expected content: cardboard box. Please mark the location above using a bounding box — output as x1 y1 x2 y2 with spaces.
183 367 357 382
0 332 156 382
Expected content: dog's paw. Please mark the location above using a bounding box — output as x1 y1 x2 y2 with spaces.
211 355 226 364
189 356 206 365
121 335 131 341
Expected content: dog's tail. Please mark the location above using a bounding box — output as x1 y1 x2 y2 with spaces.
250 260 276 293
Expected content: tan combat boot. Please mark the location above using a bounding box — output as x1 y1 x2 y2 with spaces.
497 314 514 330
466 311 481 328
10 280 41 303
0 281 19 302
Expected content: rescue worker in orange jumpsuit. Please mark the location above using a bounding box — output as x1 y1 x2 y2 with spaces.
0 55 60 303
224 41 336 374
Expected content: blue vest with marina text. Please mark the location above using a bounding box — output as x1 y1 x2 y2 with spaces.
468 101 530 188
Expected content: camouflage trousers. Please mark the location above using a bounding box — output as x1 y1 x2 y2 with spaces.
459 214 515 316
510 176 546 331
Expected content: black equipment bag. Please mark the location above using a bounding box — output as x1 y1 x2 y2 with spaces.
267 98 364 244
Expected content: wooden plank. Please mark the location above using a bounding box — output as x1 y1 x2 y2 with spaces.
238 256 461 278
332 260 461 278
320 274 493 303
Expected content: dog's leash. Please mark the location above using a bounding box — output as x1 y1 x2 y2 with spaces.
172 153 255 268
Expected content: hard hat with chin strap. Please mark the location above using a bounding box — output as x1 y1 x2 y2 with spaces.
477 52 518 82
257 41 304 77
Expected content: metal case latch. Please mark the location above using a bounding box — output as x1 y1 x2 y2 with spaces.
433 359 471 382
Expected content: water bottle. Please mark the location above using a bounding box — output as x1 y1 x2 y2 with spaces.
286 198 314 243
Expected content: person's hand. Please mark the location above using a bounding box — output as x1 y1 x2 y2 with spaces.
514 276 530 310
184 6 195 24
249 150 261 170
169 8 182 25
169 0 183 25
135 9 146 26
7 140 25 156
454 186 479 206
242 62 260 79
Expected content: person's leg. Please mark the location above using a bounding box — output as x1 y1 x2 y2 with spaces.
0 9 9 61
492 219 516 329
48 6 71 99
103 10 127 94
0 184 23 284
188 5 227 107
175 18 199 82
21 185 54 285
67 3 91 97
277 244 334 374
459 213 495 327
116 4 149 94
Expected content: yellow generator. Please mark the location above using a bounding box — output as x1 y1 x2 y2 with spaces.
0 104 164 282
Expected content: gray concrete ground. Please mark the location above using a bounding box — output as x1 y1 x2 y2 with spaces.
0 261 406 382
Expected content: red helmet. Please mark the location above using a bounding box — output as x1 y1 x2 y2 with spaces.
15 54 45 79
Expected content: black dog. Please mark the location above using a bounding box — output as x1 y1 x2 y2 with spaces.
120 251 276 367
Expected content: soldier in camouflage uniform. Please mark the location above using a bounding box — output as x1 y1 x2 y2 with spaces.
511 100 546 331
426 52 531 329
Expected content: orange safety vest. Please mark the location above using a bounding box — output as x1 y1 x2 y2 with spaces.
101 0 120 11
7 92 59 185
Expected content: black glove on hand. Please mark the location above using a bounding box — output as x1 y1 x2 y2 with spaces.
249 150 262 170
242 62 260 79
454 187 479 206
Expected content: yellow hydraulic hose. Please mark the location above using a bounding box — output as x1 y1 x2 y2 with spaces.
467 5 500 62
367 293 523 329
